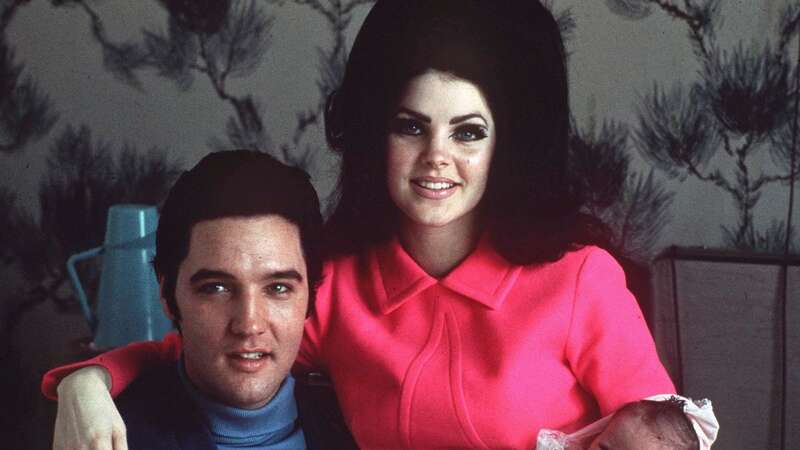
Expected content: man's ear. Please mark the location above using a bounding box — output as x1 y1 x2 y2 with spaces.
158 275 176 321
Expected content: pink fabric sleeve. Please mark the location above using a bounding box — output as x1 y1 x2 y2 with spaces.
41 332 183 400
565 248 676 416
293 262 334 374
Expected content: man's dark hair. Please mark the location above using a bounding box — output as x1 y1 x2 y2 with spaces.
152 150 323 328
323 0 608 264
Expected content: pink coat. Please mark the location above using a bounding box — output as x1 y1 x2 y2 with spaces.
295 237 675 448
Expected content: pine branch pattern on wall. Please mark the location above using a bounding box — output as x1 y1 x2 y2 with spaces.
607 0 800 253
2 0 799 331
0 1 181 341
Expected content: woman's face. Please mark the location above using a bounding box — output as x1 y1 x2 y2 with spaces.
386 70 496 231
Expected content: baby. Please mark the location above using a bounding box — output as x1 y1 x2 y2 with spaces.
587 398 698 450
536 395 718 450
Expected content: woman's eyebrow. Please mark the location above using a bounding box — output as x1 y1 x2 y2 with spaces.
396 107 487 126
450 113 487 125
396 107 431 123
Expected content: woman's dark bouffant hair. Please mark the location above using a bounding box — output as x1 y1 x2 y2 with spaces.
324 0 608 265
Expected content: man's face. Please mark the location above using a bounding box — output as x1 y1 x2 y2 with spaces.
165 215 308 409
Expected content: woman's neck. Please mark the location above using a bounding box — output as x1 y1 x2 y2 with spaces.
398 215 482 278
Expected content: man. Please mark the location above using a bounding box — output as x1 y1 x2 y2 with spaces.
109 150 351 449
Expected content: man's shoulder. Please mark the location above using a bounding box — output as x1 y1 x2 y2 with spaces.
116 368 360 450
116 364 214 450
294 375 359 450
116 364 184 418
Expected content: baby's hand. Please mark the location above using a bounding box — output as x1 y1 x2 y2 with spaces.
535 428 588 450
535 428 568 450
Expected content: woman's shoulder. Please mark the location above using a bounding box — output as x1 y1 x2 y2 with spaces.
511 246 627 294
322 250 365 274
318 249 376 296
538 244 619 271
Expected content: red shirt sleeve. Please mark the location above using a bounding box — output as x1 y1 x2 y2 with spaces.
41 332 183 400
565 249 676 415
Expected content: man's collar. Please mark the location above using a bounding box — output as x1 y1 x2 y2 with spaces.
177 358 301 445
371 235 522 315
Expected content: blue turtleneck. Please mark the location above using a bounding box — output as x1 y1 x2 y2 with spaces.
177 359 306 449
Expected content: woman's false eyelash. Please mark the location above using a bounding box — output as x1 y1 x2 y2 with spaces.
389 118 489 142
389 117 424 135
452 124 488 141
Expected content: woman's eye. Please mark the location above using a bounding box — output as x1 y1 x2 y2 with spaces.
390 118 424 136
453 124 488 142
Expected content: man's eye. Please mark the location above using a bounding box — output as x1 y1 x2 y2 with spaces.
390 118 424 136
198 283 228 295
267 283 292 296
453 124 488 142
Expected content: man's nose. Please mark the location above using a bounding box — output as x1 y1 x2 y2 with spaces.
229 288 267 336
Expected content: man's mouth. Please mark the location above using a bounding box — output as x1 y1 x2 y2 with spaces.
227 350 272 372
234 352 267 360
228 349 272 361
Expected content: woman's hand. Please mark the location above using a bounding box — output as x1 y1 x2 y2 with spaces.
53 366 127 450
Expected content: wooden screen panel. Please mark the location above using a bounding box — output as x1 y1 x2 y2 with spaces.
651 250 799 450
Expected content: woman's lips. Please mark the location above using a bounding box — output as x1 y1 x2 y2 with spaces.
411 177 458 199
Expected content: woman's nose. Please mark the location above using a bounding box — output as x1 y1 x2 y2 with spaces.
229 289 267 336
423 134 450 169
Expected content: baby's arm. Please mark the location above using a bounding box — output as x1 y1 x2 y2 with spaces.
42 333 183 449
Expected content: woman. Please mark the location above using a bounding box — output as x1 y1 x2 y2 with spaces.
44 0 675 448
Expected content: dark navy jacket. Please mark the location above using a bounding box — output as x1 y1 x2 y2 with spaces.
116 365 358 450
